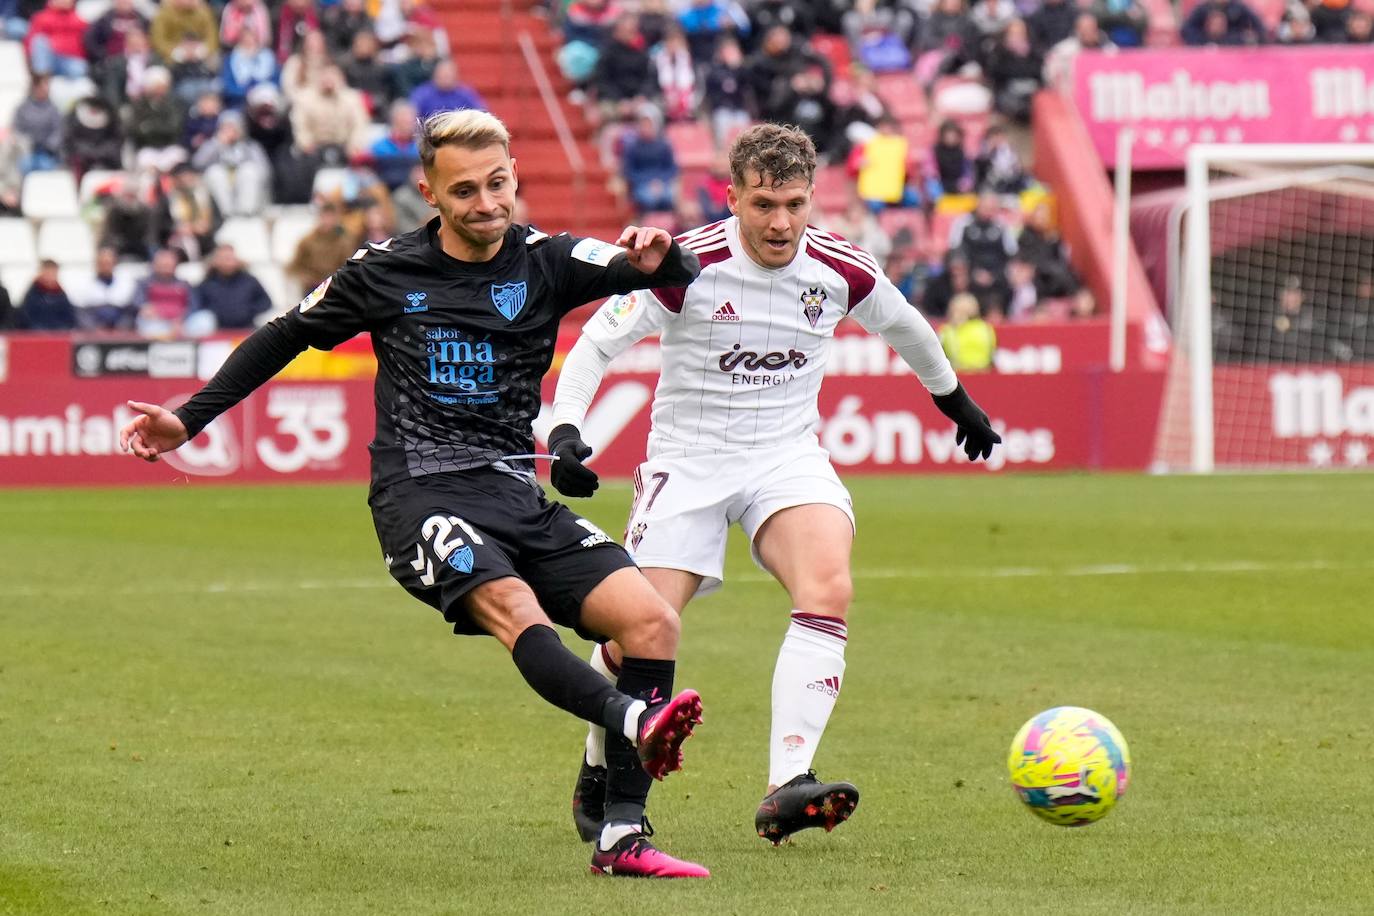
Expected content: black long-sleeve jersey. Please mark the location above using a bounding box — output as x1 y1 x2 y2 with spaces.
174 219 700 493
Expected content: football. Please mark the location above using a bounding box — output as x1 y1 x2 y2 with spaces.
1007 706 1131 826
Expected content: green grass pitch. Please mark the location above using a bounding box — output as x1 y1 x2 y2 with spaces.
3 474 1373 915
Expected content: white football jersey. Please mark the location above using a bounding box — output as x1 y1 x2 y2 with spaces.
578 216 952 455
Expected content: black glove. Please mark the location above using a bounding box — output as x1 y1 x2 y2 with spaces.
548 423 599 497
932 384 1002 461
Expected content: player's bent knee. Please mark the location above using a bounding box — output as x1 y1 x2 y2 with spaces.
619 597 680 657
797 571 853 619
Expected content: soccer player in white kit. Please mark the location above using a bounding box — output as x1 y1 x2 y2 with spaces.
548 124 1001 845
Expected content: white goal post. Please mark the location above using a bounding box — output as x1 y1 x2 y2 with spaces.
1157 144 1374 473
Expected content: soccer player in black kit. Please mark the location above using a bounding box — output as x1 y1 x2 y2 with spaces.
119 109 711 878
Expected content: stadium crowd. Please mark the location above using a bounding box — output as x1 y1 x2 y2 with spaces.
0 0 467 334
0 0 1370 354
550 0 1373 337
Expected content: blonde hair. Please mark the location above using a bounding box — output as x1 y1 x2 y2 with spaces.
948 293 981 323
418 109 511 170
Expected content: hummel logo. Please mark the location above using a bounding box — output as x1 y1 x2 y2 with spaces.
712 301 740 322
806 676 841 698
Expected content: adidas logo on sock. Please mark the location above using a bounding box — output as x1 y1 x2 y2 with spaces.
712 301 740 322
806 675 841 698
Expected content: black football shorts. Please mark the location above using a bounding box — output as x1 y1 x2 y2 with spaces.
369 466 635 640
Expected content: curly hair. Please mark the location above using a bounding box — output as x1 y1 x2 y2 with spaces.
727 123 817 189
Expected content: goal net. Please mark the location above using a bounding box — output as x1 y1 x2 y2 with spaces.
1154 145 1374 473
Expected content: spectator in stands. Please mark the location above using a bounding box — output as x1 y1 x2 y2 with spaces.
287 202 356 294
1335 273 1372 361
830 197 893 266
361 205 394 246
71 246 137 329
410 59 485 120
745 24 829 123
343 30 390 116
1005 256 1041 321
930 119 972 195
93 26 158 109
183 90 222 154
1027 0 1078 53
635 0 673 48
13 74 63 174
1017 201 1081 300
702 36 751 144
219 0 271 49
776 64 840 159
387 28 439 102
378 0 447 57
1277 2 1318 42
968 0 1019 60
65 95 124 178
280 28 329 104
563 0 623 48
677 0 749 63
1258 276 1321 362
190 243 272 331
830 68 888 162
1181 0 1266 44
127 66 187 172
1306 0 1352 41
652 24 696 122
1346 10 1372 40
854 115 918 209
591 14 656 111
693 153 731 222
951 192 1018 275
1091 0 1147 46
973 125 1030 195
134 247 194 338
150 0 218 76
844 0 918 73
1044 13 1115 89
156 163 220 259
101 180 155 260
749 0 814 43
391 163 431 231
245 83 311 204
322 0 371 55
986 19 1044 122
275 0 320 63
25 0 86 78
222 26 278 107
620 106 678 216
84 0 146 60
917 0 971 62
939 293 997 370
16 260 75 330
0 128 22 215
292 64 371 163
192 109 270 217
369 99 419 190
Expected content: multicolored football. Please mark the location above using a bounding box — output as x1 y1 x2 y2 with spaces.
1007 706 1131 826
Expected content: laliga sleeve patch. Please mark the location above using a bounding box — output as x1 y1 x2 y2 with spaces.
594 291 642 335
571 237 626 267
299 276 332 312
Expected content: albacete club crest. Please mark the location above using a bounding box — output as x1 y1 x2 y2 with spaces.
800 286 827 329
490 281 528 321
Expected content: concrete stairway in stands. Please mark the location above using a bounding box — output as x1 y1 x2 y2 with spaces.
432 0 630 242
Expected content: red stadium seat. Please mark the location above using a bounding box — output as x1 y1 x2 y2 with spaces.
813 164 855 216
808 33 853 79
666 121 716 171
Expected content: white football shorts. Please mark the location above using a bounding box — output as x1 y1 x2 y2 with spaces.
623 440 855 597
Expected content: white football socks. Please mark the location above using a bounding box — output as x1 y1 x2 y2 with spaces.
585 643 620 768
768 611 848 790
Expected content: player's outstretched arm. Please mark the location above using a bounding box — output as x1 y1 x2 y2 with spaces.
119 400 189 462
